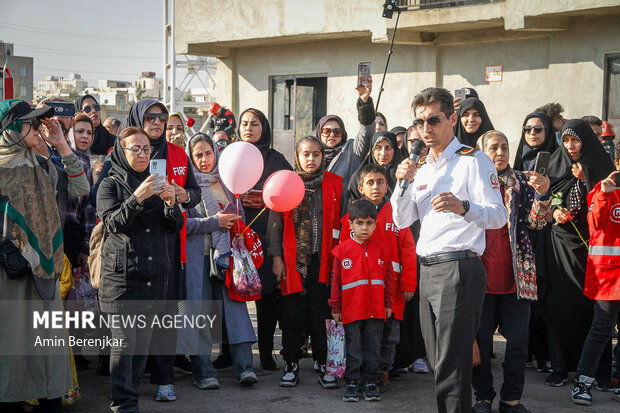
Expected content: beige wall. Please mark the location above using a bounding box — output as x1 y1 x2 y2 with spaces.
214 15 620 161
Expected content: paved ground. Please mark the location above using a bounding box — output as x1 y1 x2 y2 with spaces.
56 302 619 413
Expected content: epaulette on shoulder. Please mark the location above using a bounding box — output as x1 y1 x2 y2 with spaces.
456 146 478 156
417 155 427 165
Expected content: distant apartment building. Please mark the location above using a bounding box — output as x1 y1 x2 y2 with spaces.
1 41 34 102
135 72 163 100
174 0 620 162
35 73 88 102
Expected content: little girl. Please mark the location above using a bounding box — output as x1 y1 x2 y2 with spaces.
267 135 342 389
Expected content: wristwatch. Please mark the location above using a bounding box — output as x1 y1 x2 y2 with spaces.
460 200 470 216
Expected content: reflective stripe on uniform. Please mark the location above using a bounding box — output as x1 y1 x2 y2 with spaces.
370 279 385 286
392 261 401 273
342 280 368 290
589 245 620 256
332 229 340 239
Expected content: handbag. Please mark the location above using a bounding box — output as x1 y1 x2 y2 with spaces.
206 234 227 282
0 237 33 279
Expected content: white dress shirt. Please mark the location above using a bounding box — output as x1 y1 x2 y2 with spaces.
391 137 507 256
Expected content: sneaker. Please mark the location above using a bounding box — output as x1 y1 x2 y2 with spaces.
318 365 339 389
363 382 381 401
612 378 620 402
545 371 568 387
498 400 531 413
279 362 300 387
595 376 613 392
239 371 258 386
376 370 389 393
193 377 220 390
411 358 430 374
155 384 176 401
313 360 321 374
537 360 553 373
343 382 359 402
174 355 192 375
571 376 594 406
472 400 492 413
525 360 537 368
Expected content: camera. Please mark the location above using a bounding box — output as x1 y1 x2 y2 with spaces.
382 0 400 19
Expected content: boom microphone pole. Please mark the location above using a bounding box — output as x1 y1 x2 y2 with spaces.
376 1 402 112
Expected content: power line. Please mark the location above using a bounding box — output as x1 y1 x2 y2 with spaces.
0 21 161 43
16 44 160 60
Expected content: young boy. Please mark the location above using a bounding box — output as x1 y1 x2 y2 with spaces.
329 198 397 402
341 164 417 391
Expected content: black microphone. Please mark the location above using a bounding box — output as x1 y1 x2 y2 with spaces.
399 140 424 197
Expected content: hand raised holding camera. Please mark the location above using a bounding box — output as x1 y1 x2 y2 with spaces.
133 174 165 204
356 75 372 103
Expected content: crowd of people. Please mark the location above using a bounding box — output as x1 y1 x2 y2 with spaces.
0 79 618 413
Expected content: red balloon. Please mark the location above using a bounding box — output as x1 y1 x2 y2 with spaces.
262 170 305 212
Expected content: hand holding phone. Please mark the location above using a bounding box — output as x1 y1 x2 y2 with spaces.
533 151 551 176
357 62 371 88
454 88 469 101
222 202 238 215
149 159 167 185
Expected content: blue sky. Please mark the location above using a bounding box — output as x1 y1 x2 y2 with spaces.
0 0 164 86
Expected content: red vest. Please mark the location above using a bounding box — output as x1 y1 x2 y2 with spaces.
166 142 188 264
584 184 620 300
332 238 391 324
280 171 342 296
341 202 417 320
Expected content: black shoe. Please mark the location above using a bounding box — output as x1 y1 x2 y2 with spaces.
472 400 492 413
213 353 233 369
499 400 531 413
280 362 300 387
546 371 568 387
571 376 593 406
363 382 381 401
317 365 339 389
260 355 277 371
343 381 359 402
595 375 613 392
97 355 110 376
74 354 90 369
174 355 192 375
537 360 553 373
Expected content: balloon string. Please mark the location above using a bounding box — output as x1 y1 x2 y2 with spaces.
236 195 240 233
241 207 267 236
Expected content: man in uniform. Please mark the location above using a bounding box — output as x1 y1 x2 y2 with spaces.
391 87 508 413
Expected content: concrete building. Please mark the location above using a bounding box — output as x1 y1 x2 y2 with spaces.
135 71 163 100
174 0 620 162
35 73 88 102
0 42 34 102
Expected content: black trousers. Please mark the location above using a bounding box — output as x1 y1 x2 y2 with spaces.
255 289 282 362
577 300 620 379
419 256 486 413
344 319 384 383
280 255 330 365
472 293 530 402
146 301 179 385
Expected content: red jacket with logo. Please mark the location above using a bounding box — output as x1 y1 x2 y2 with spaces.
329 238 397 324
166 142 188 263
340 202 417 320
584 183 620 300
280 171 342 295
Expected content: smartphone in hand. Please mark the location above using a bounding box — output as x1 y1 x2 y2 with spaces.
533 151 551 176
149 159 166 187
222 202 238 215
358 62 371 88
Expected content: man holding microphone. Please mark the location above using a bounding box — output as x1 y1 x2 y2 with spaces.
391 87 508 413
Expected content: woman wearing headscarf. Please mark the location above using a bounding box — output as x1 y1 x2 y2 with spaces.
75 94 116 155
237 108 293 370
537 119 616 387
97 126 183 413
390 126 409 158
346 130 403 206
315 78 375 197
179 133 259 388
513 112 558 172
454 97 494 148
0 100 73 413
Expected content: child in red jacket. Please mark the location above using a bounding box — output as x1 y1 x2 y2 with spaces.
572 168 620 406
341 164 417 391
330 199 397 402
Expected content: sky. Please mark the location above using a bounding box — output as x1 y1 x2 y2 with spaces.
0 0 165 86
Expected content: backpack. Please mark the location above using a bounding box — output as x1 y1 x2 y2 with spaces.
88 221 107 289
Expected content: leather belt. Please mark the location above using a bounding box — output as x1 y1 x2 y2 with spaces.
419 250 478 266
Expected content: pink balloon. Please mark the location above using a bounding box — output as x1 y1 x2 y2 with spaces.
218 141 264 195
263 170 305 212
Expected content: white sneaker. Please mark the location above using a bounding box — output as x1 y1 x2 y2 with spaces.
239 371 258 386
155 384 176 401
411 358 429 374
193 377 220 390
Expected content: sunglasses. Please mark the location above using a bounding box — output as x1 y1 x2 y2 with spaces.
523 125 544 134
321 127 343 137
81 104 101 113
25 119 42 130
413 116 443 129
144 113 169 123
122 145 153 155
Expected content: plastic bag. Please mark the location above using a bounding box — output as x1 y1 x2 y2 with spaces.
325 319 346 378
231 236 262 296
73 268 99 313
